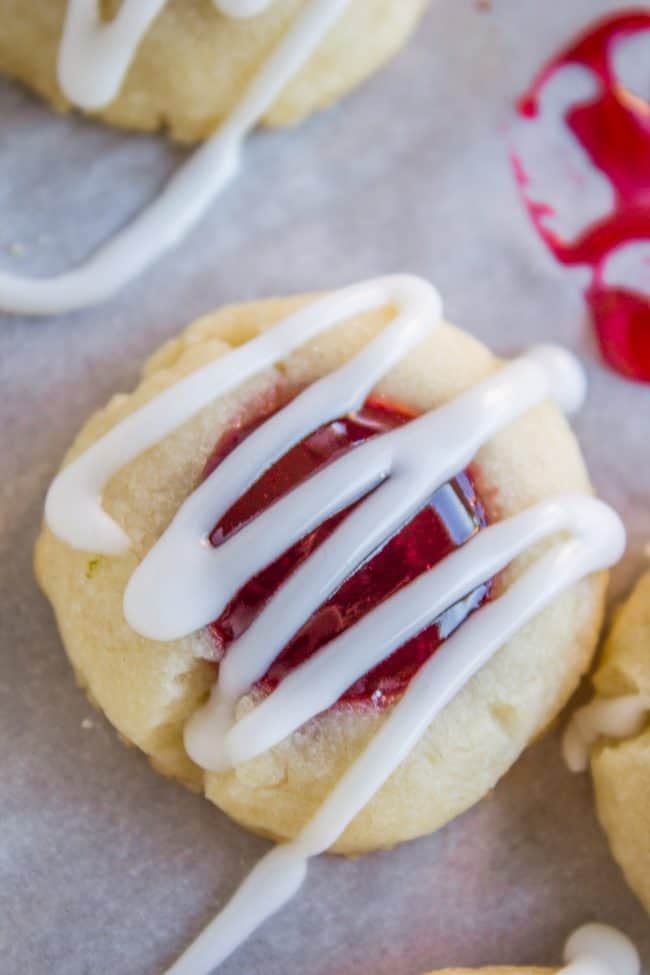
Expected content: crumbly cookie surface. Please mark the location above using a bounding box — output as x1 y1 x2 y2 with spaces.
0 0 427 141
35 293 606 853
590 571 650 914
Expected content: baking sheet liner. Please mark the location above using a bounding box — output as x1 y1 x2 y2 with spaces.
1 1 648 972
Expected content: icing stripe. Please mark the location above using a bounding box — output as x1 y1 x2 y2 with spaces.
223 495 619 765
46 274 438 553
58 0 169 110
59 0 276 111
0 0 350 315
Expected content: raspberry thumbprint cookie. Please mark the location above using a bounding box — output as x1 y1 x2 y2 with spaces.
35 275 624 972
564 571 650 915
0 1 426 316
423 925 640 975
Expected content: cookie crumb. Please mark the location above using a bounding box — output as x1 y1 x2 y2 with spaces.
475 0 491 9
85 556 101 579
81 718 94 730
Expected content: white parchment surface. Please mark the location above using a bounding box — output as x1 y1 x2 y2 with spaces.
1 1 648 973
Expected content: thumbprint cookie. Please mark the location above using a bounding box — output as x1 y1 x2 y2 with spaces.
36 275 624 971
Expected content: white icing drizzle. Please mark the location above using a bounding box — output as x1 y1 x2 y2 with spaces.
563 693 648 772
161 514 625 975
562 925 640 975
124 344 586 643
59 0 276 110
0 0 349 315
221 496 621 767
45 274 440 553
59 0 174 111
44 275 628 973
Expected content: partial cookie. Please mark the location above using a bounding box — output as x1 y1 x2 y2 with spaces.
35 286 609 854
572 571 650 914
0 0 427 141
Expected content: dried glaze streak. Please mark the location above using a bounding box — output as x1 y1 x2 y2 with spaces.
0 0 351 315
515 10 650 381
207 399 490 707
43 276 626 973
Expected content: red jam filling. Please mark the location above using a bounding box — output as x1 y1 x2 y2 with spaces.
204 396 490 708
514 10 650 381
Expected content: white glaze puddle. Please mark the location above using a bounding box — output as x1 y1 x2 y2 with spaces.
44 276 628 973
563 692 649 772
0 0 349 315
562 925 640 975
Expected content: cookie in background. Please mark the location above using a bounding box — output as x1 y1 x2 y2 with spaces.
564 571 650 915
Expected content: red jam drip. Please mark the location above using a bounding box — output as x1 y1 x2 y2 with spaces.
515 10 650 381
205 398 490 708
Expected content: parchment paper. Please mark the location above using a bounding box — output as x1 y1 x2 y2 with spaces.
1 1 649 972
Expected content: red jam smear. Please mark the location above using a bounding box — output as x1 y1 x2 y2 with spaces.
514 10 650 381
205 397 490 708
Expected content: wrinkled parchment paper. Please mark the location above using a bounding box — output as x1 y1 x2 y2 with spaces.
1 1 648 972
